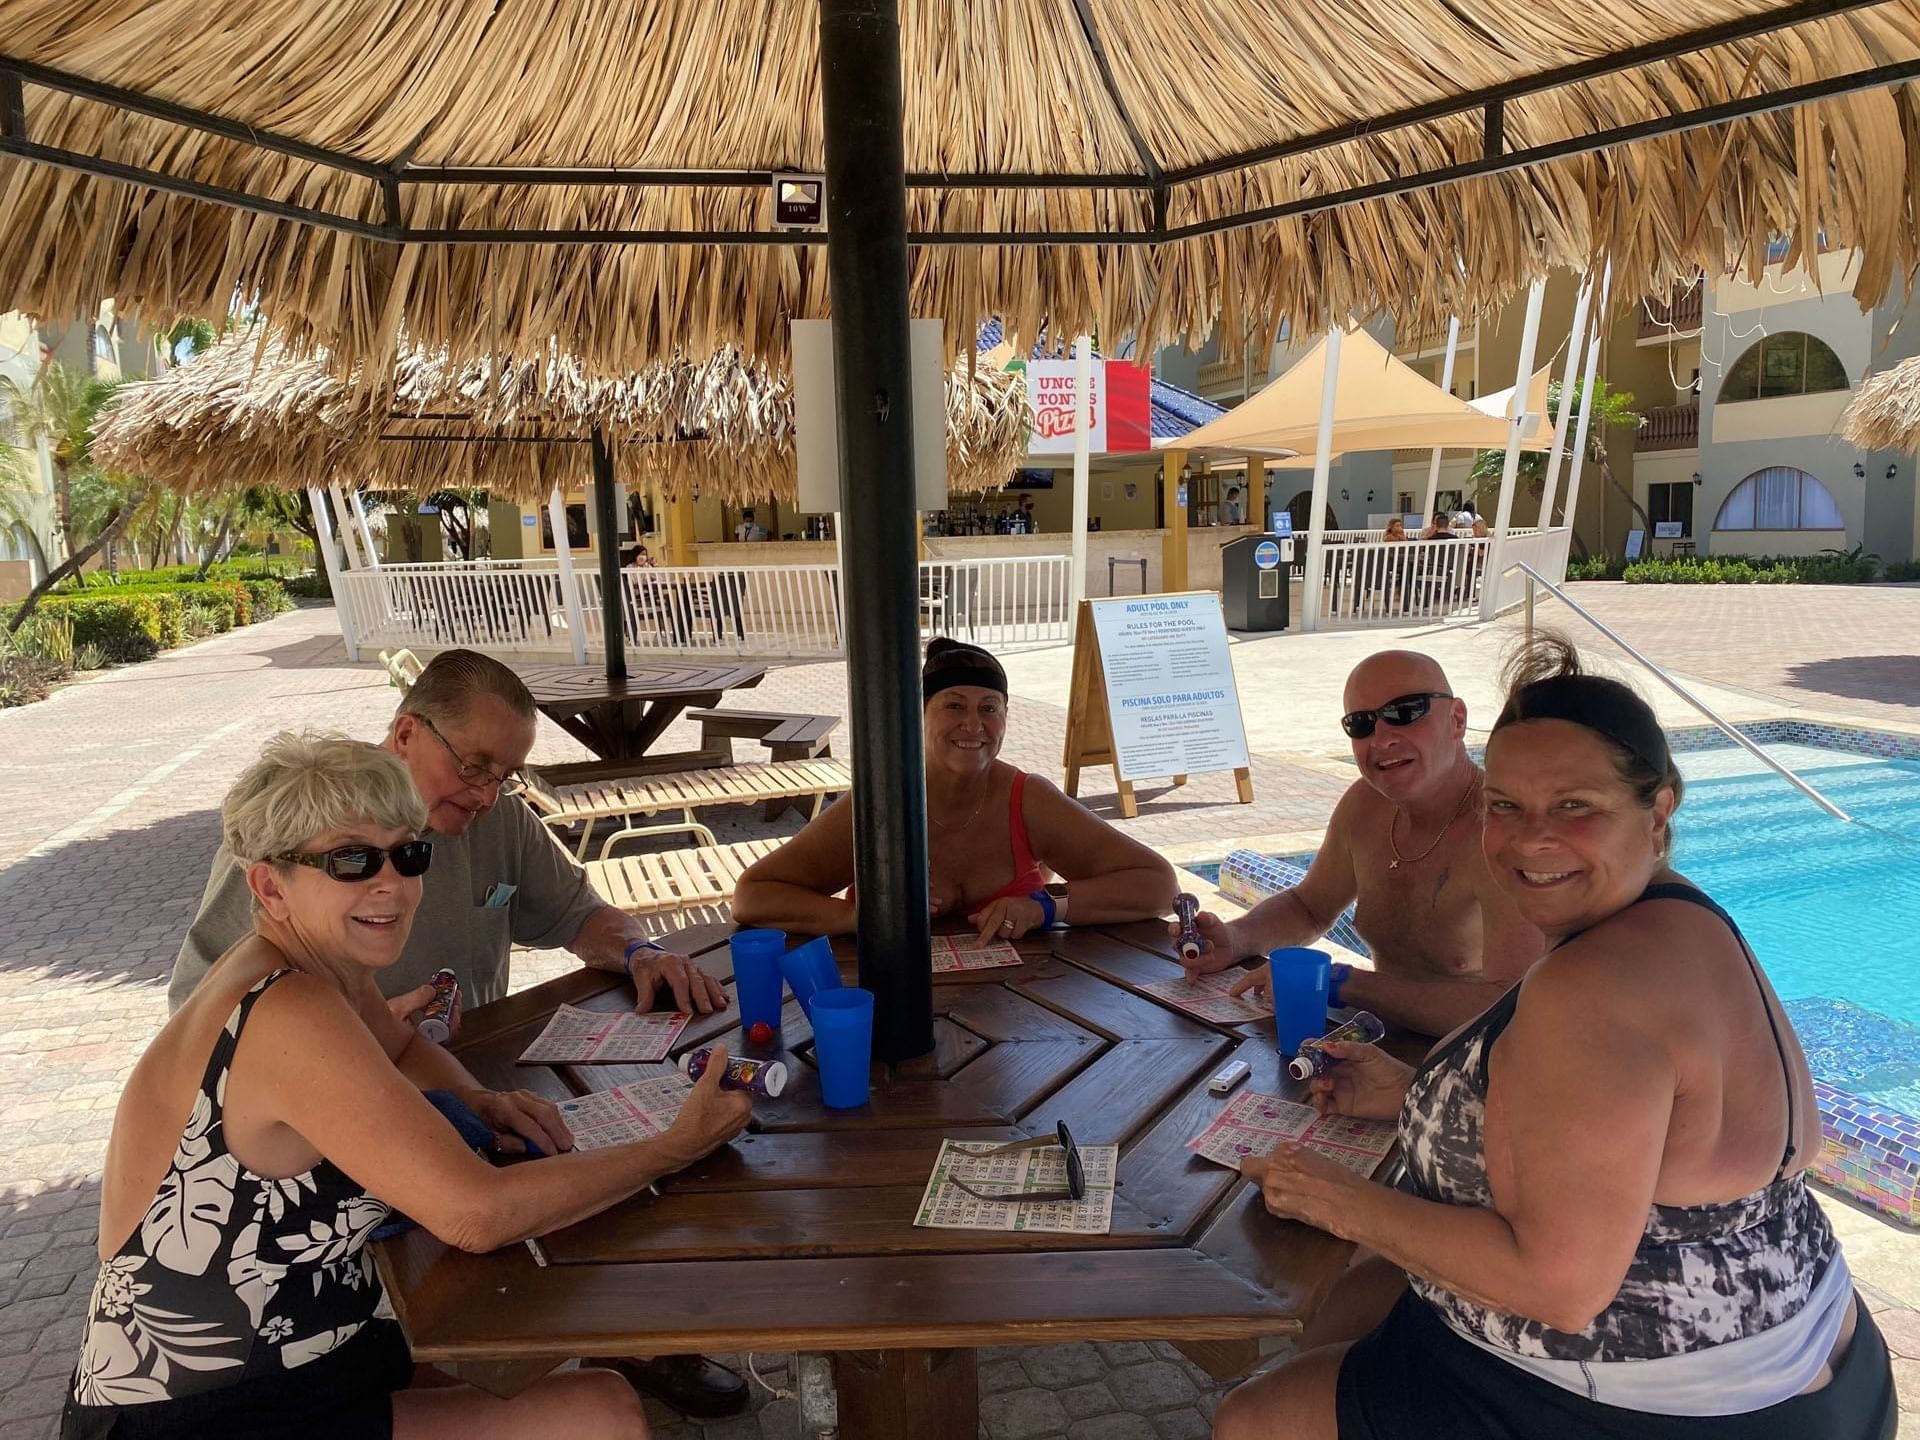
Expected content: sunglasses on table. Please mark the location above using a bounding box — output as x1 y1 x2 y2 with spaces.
273 841 434 882
1340 691 1453 740
947 1122 1086 1204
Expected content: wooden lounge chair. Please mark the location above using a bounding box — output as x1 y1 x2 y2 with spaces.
520 756 851 859
584 837 787 920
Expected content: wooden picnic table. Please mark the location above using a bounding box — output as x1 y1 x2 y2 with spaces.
514 661 767 783
375 920 1411 1437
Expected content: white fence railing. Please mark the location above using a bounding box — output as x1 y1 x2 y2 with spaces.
1313 537 1491 627
1480 527 1574 616
335 555 1074 661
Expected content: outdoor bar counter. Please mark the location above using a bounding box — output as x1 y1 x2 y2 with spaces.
693 525 1266 597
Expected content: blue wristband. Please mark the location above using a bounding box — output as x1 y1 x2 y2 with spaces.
1028 890 1058 928
1326 962 1353 1009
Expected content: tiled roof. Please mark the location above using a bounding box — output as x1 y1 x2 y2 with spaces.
975 320 1224 442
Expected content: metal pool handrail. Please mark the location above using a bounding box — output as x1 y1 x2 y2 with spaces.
1507 561 1851 823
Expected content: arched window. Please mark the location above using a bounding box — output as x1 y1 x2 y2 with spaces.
1719 333 1849 402
1285 491 1338 532
1713 467 1845 531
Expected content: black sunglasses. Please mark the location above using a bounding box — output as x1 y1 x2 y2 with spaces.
1341 691 1453 740
274 841 434 883
947 1122 1086 1204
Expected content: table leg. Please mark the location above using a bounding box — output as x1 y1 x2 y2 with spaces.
831 1347 977 1440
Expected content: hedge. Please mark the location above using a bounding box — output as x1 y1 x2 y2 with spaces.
1622 553 1881 585
39 592 183 662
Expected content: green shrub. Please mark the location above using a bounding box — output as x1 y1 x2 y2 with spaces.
13 613 75 667
1885 559 1920 582
284 571 331 599
40 592 181 661
238 578 293 618
180 601 231 638
1566 553 1627 581
1622 551 1881 585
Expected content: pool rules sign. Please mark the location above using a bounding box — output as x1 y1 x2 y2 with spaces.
1063 594 1253 817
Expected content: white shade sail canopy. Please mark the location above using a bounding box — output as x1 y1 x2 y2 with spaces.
1176 327 1552 464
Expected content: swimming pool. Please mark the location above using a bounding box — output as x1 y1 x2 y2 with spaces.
1191 722 1920 1218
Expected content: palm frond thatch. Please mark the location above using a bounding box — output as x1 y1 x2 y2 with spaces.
89 330 1031 506
1 1 1917 372
1842 355 1920 452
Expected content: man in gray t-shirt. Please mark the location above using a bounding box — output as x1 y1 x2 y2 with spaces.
170 650 726 1018
167 649 752 1418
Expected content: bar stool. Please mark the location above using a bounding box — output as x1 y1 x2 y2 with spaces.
1108 556 1149 595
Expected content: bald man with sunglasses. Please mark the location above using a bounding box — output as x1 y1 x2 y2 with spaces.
1182 651 1543 1036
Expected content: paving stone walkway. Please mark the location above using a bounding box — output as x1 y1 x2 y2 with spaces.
2 586 1916 1437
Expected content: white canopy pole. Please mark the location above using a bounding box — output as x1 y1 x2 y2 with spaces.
1559 264 1614 536
547 485 589 665
1070 335 1094 609
1536 273 1595 530
327 482 365 569
346 488 383 570
1299 326 1344 634
1420 317 1461 527
308 486 359 662
1479 279 1547 621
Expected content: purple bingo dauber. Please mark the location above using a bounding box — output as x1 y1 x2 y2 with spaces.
1173 893 1203 963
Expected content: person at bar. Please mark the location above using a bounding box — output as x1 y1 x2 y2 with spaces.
732 637 1177 942
166 650 751 1418
64 733 752 1440
1212 638 1894 1440
1381 517 1408 542
1180 651 1543 1037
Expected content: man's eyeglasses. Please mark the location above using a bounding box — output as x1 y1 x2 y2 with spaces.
274 841 434 883
1340 692 1453 740
418 715 524 795
947 1123 1086 1204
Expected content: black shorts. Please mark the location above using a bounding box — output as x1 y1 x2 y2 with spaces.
1336 1290 1896 1440
60 1318 413 1440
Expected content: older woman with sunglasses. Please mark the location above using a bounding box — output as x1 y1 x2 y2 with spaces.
1213 639 1894 1439
66 733 752 1440
1180 651 1541 1036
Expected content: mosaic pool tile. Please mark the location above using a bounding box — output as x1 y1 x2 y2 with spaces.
1218 851 1370 956
1811 1079 1920 1226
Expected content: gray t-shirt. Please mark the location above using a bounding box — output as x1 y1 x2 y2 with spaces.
167 796 605 1012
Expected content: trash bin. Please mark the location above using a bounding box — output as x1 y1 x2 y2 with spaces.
1221 533 1291 632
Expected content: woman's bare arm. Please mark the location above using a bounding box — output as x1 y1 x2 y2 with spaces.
729 797 859 935
237 973 751 1251
1020 776 1178 922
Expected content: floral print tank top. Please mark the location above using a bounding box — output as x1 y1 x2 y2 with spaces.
73 971 391 1405
1399 883 1838 1364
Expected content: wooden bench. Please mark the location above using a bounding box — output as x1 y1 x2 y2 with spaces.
684 708 841 763
378 647 424 693
584 837 786 920
520 757 851 859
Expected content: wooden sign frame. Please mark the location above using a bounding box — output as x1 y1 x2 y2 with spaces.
1062 594 1254 819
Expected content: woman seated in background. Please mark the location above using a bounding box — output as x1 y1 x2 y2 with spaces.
66 733 751 1440
733 637 1176 943
1213 637 1893 1440
1380 517 1408 542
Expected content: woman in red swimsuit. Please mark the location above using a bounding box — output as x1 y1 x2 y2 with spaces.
733 638 1175 942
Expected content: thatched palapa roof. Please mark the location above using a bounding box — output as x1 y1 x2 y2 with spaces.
3 1 1919 373
90 330 1032 505
1841 355 1920 452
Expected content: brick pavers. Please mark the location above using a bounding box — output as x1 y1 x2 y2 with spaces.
2 592 1915 1436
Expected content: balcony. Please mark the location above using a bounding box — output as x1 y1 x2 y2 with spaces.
1637 399 1699 451
1639 286 1703 339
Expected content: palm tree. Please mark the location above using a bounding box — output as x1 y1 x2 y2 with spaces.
1467 379 1648 543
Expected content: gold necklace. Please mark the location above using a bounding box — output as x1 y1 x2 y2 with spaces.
930 786 989 830
1388 774 1479 870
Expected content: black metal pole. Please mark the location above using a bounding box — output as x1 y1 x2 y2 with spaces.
590 426 627 682
819 0 933 1063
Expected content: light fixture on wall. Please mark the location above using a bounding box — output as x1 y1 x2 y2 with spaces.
1366 490 1376 503
1853 462 1866 480
1890 464 1901 480
1340 488 1350 501
691 483 702 501
1180 463 1193 484
1691 472 1701 486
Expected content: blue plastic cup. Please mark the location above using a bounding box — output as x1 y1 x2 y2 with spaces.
779 936 843 1020
1269 947 1332 1058
729 928 787 1032
810 987 875 1109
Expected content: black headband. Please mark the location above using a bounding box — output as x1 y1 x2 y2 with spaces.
922 644 1007 701
1493 675 1670 778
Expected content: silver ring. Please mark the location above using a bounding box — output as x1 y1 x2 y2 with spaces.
1002 919 1014 930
